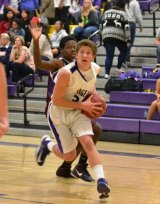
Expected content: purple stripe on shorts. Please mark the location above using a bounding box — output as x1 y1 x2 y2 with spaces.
48 115 63 153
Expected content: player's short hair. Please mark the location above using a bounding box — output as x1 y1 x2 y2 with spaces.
59 35 77 49
76 39 97 55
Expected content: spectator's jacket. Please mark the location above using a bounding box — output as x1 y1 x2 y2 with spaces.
125 0 143 29
101 8 131 43
40 0 54 19
19 0 40 11
0 20 11 35
21 15 33 47
0 44 12 64
77 10 99 28
8 27 25 44
50 29 68 48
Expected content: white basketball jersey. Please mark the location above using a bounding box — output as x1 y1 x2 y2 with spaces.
52 61 100 106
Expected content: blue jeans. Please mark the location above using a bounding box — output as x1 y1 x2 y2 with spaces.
157 45 160 63
103 39 127 75
126 22 136 61
74 26 98 41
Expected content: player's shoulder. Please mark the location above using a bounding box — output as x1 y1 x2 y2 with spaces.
91 62 101 74
62 61 76 72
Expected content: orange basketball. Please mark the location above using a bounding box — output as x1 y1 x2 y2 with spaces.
82 93 106 119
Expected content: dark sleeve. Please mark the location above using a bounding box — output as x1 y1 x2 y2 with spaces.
84 10 99 28
75 11 82 24
0 46 12 64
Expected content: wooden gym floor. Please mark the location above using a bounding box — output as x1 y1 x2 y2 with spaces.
0 135 160 204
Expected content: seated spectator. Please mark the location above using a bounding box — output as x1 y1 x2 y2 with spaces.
73 0 99 41
147 79 160 120
54 0 71 34
49 20 68 57
20 10 33 47
80 0 102 11
29 26 53 61
0 0 18 19
155 27 160 67
0 10 14 35
69 0 81 24
8 17 25 44
6 0 20 16
0 33 12 67
6 36 35 83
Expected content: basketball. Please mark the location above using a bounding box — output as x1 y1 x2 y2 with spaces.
82 93 106 119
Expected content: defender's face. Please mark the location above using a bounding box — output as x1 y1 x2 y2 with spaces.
63 40 76 62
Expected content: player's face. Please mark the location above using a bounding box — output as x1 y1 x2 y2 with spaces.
63 40 76 62
76 46 95 70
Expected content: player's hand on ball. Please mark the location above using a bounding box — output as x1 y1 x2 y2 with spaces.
81 94 106 119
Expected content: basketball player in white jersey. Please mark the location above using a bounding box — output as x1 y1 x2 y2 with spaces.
0 63 9 138
34 38 110 198
29 23 105 184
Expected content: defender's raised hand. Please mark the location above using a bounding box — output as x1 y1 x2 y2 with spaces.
29 17 42 41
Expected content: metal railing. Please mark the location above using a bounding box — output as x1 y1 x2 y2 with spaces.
148 0 160 36
16 74 35 126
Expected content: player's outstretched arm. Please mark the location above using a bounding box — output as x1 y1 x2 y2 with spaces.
29 21 59 72
0 63 9 138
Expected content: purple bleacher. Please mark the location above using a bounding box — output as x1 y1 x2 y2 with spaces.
36 69 49 76
142 65 156 76
110 91 156 105
23 73 39 86
140 120 160 134
97 117 139 132
104 103 160 120
8 83 16 97
138 0 159 11
142 78 156 90
138 0 150 10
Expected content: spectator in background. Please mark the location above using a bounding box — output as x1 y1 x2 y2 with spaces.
155 27 160 67
147 79 160 120
20 10 33 47
40 0 55 25
50 20 68 57
6 36 35 83
0 33 12 67
7 0 20 16
0 63 9 138
100 0 131 79
0 0 19 19
124 0 143 64
29 26 53 61
69 0 81 24
80 0 102 21
80 0 102 10
103 0 113 11
8 17 25 44
0 10 14 35
19 0 40 16
73 0 99 41
54 0 71 34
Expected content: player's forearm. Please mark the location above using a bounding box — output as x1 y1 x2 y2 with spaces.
52 97 83 110
33 39 42 67
0 65 8 122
